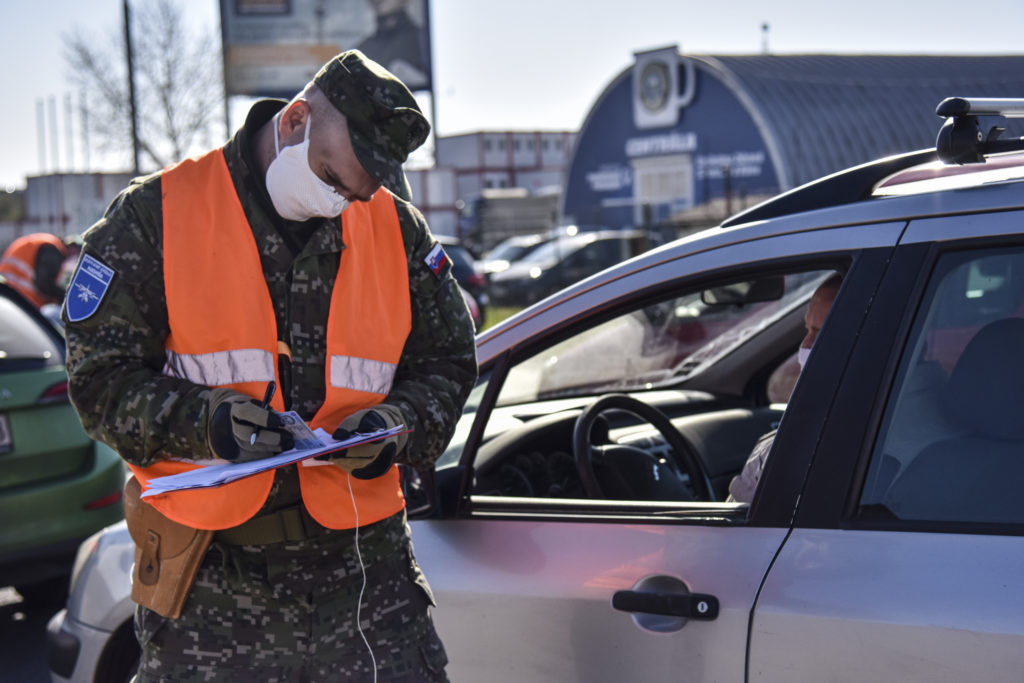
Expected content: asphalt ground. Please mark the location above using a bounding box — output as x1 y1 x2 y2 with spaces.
1 586 59 682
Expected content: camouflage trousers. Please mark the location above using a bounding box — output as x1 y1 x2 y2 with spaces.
133 511 448 682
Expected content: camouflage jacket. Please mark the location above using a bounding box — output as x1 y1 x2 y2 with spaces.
64 101 477 509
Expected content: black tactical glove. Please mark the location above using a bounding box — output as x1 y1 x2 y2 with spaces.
325 404 407 480
206 388 294 462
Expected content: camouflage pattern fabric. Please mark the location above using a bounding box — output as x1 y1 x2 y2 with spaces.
64 99 477 477
134 513 448 682
64 100 477 679
313 50 430 203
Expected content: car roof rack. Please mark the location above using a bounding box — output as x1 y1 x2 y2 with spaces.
721 97 1024 229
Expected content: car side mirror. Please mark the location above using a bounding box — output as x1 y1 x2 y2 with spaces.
701 276 785 306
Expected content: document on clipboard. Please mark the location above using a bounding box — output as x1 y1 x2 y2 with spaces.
140 411 407 498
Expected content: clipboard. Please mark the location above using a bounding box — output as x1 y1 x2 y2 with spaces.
140 423 409 498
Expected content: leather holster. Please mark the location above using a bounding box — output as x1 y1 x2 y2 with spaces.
123 477 214 619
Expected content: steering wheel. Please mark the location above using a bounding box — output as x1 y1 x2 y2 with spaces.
573 394 715 501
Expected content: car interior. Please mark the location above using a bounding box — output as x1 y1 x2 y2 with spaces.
859 248 1024 525
435 269 837 506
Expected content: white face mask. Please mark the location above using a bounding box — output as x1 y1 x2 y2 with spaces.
265 113 350 221
797 346 812 369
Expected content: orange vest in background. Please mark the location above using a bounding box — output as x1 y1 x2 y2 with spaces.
0 233 66 307
128 149 412 531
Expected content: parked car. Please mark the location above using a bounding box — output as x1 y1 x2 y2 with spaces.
457 283 480 329
436 233 488 328
47 521 136 683
487 229 651 306
480 233 551 274
50 97 1024 682
0 279 124 604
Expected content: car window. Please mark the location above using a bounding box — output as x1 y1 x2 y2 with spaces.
519 236 587 263
496 271 828 406
435 372 490 469
486 238 544 262
858 246 1024 525
465 268 834 506
0 293 64 371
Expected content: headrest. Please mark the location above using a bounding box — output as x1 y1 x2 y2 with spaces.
944 317 1024 440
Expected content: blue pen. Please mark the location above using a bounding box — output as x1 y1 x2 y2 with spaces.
250 381 277 446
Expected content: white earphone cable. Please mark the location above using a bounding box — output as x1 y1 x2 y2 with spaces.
348 474 378 683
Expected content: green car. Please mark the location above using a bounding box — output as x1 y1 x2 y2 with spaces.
0 278 124 602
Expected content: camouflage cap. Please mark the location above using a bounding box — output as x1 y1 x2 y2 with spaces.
313 50 430 202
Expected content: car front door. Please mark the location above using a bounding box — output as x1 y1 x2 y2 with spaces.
411 223 904 681
749 213 1024 681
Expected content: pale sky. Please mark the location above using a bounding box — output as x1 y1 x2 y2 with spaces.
3 0 1024 190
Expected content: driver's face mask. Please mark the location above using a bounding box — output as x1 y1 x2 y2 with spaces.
265 112 350 221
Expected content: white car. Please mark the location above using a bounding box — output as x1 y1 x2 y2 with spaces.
47 521 136 682
50 97 1024 681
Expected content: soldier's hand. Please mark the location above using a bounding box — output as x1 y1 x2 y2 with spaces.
206 388 294 462
324 404 407 479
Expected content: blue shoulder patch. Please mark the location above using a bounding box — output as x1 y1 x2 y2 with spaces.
66 254 115 322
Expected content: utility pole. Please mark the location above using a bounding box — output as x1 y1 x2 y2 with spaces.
36 99 46 173
65 93 75 171
123 0 141 175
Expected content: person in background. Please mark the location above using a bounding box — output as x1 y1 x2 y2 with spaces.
0 232 67 308
727 274 842 504
59 233 84 288
64 49 477 682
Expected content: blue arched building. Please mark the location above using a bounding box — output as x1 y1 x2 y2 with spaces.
562 47 1024 229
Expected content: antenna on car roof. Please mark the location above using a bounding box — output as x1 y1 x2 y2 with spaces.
720 97 1024 229
935 97 1024 164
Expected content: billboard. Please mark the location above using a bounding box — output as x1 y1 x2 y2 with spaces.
220 0 432 98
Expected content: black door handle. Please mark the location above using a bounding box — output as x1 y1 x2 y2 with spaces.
612 589 719 620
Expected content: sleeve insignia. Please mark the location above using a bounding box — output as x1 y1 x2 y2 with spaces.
65 254 115 322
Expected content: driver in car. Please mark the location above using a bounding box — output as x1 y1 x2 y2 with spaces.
726 274 842 503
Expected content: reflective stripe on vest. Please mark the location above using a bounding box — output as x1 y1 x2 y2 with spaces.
0 233 64 308
164 348 276 386
129 148 411 531
329 355 396 395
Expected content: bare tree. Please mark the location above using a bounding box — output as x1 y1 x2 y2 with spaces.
64 0 224 172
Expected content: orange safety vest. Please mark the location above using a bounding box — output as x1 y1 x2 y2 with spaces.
0 233 65 307
128 149 412 531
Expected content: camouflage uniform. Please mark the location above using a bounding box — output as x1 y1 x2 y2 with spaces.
64 79 477 680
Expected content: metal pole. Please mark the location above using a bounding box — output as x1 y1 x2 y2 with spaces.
425 0 438 167
218 0 231 140
80 89 90 171
65 93 75 171
49 96 60 170
36 99 46 173
123 0 140 175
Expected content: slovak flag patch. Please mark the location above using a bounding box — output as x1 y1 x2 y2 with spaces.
66 254 115 322
425 242 449 277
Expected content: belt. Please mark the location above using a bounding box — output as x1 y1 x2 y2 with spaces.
215 505 333 545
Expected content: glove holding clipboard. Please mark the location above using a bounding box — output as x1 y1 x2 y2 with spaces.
319 404 409 480
141 412 410 498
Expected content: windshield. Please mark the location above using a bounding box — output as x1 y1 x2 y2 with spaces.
0 293 64 370
519 235 591 263
487 239 543 262
496 271 829 405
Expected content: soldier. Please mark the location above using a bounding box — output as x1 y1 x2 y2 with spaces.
63 50 477 682
0 232 68 308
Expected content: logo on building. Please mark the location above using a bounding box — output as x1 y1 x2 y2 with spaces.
639 61 671 113
632 46 696 130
